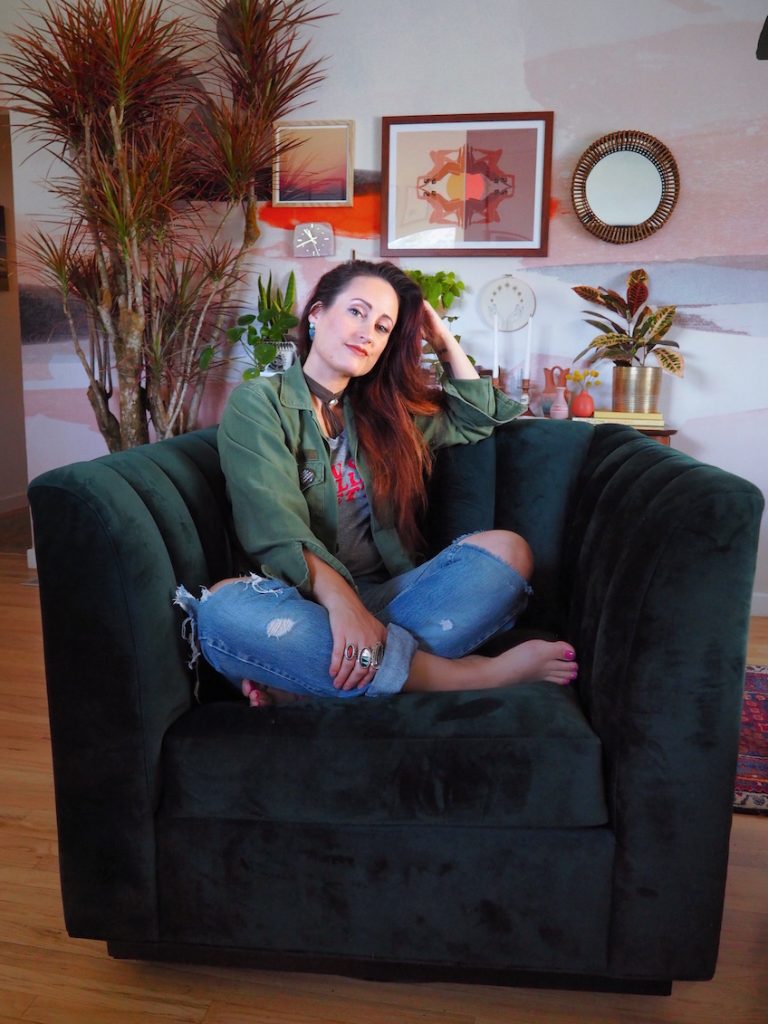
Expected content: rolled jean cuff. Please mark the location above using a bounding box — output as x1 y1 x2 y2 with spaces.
366 622 418 697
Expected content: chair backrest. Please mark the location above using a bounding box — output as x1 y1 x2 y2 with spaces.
494 419 595 631
28 419 597 717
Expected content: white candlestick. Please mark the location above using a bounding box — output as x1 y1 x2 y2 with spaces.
523 316 533 379
492 310 499 377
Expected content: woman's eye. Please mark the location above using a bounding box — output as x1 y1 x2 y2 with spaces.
349 306 363 318
376 322 391 334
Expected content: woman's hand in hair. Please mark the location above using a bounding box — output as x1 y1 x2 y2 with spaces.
421 300 479 380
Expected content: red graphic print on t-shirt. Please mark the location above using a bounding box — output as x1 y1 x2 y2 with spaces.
332 458 364 503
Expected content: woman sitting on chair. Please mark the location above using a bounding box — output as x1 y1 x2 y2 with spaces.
176 260 577 705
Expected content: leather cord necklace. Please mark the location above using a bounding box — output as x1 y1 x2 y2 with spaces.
303 372 346 439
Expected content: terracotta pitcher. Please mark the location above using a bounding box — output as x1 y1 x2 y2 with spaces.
541 365 567 415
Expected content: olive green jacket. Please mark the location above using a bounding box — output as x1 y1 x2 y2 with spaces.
218 359 522 592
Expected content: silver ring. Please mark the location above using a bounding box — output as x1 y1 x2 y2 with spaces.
344 642 358 662
358 642 384 670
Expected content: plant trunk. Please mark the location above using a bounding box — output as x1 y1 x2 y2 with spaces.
86 381 123 453
243 192 260 246
146 381 170 439
116 307 150 447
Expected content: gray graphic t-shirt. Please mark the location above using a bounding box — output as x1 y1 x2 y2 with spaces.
328 432 386 581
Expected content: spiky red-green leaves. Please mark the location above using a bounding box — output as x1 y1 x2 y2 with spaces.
4 0 199 156
626 268 649 316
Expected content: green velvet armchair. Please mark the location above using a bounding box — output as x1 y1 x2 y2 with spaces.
28 419 763 994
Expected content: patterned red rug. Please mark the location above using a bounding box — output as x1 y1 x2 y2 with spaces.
734 665 768 813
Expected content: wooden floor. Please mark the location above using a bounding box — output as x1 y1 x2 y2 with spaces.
1 550 766 1024
0 507 32 555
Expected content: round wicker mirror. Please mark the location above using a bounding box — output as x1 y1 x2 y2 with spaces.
571 130 679 244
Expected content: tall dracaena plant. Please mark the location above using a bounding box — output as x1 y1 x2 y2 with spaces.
192 0 327 245
4 0 328 449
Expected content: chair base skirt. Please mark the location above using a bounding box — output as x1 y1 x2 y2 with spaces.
106 940 674 995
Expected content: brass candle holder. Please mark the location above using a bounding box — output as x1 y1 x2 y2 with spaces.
520 377 534 416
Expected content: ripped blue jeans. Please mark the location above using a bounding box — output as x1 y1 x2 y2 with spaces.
174 536 533 700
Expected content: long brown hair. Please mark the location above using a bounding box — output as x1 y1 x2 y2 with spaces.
297 260 443 552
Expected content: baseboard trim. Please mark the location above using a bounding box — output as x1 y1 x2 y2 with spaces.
751 592 768 616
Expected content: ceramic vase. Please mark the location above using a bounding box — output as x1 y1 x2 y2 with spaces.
549 386 569 420
541 365 567 416
570 389 595 418
267 340 297 372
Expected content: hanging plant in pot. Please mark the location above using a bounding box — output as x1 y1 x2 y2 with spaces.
572 268 683 414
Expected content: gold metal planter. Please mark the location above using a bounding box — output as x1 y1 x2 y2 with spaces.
612 366 662 414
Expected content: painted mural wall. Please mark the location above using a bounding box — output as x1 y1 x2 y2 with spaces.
4 0 767 609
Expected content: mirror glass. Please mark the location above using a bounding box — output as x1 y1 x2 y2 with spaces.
585 151 662 226
572 130 679 244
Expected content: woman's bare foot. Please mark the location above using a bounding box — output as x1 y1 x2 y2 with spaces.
492 640 577 687
405 640 578 693
241 679 307 707
449 641 577 690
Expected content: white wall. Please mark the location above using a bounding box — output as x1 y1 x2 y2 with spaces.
3 0 767 608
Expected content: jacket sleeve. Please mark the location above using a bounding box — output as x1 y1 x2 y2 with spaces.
218 383 353 593
418 376 523 450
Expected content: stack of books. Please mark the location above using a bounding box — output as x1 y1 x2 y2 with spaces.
572 410 666 428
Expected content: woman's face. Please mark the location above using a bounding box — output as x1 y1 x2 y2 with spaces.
304 275 400 388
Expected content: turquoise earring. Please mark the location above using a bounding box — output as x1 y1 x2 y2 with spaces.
308 321 316 341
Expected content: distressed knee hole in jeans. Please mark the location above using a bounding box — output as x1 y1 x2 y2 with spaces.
266 617 296 639
174 574 282 673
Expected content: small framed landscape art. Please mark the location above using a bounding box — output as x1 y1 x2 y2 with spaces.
381 112 554 257
272 120 355 207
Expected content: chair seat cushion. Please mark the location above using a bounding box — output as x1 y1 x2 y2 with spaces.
160 685 607 829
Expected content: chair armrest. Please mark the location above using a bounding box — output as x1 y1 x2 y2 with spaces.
29 431 229 941
565 426 763 978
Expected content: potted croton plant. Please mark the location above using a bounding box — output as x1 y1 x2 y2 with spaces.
572 268 683 413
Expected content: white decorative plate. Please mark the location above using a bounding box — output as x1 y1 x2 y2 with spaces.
479 276 536 331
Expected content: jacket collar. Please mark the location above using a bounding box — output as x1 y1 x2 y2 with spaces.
279 358 354 418
277 359 314 410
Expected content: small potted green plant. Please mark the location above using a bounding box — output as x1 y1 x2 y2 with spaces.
404 268 469 381
404 268 466 315
572 268 683 413
223 272 299 379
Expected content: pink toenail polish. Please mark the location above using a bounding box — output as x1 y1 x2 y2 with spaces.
564 649 576 661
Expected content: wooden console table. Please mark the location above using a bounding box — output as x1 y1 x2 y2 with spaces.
636 427 677 446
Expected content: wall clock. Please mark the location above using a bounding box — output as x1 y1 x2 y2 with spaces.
478 276 536 331
292 222 335 257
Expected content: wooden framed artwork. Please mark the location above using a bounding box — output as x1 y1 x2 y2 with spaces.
272 120 354 207
381 112 554 257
